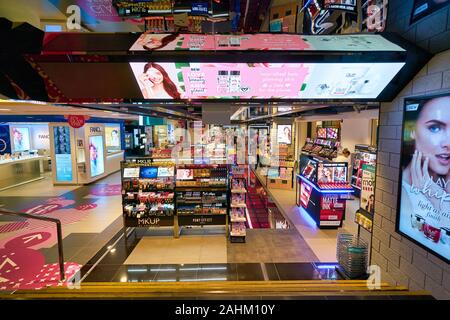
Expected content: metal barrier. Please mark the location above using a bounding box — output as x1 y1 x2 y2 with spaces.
0 209 65 281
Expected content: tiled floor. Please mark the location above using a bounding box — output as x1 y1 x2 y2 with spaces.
253 169 364 262
227 229 318 263
125 234 227 265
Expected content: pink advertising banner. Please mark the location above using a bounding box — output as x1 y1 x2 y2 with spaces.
129 62 405 100
180 65 309 98
129 33 404 52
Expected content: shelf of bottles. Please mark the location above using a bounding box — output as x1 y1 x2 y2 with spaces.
175 164 229 227
121 159 176 228
230 165 247 243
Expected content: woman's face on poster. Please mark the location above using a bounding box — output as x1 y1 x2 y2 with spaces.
413 97 450 176
144 37 163 49
144 67 164 85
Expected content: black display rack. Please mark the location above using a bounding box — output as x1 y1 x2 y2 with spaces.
121 158 178 236
175 164 230 236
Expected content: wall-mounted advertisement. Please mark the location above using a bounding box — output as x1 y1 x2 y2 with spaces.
130 62 405 100
30 125 50 150
277 125 292 144
360 164 375 214
89 135 105 177
53 126 73 182
0 125 11 155
411 0 449 24
11 127 31 152
397 94 450 263
130 33 404 52
105 125 121 151
324 0 357 13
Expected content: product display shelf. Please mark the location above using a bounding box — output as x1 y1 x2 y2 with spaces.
121 159 177 233
230 165 247 243
175 164 230 231
297 153 354 229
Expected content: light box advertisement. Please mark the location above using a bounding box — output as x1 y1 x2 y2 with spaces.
130 33 404 52
53 126 73 182
11 127 31 152
105 125 121 150
130 62 404 100
277 125 292 144
360 164 375 214
411 0 449 24
89 135 105 177
397 94 450 263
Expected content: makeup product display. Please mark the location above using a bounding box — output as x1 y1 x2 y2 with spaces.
297 153 354 229
121 160 176 228
175 164 229 228
230 165 247 243
351 144 377 197
301 135 339 161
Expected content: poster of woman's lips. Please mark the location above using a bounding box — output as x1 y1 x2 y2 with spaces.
398 96 450 263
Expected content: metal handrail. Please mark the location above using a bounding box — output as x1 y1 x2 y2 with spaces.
0 209 65 281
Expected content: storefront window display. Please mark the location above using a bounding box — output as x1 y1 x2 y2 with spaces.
397 94 450 263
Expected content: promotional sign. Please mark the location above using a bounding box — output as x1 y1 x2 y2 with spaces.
178 214 226 226
30 125 50 151
360 164 375 214
130 33 403 51
105 125 121 151
67 115 86 129
397 94 450 263
317 162 347 183
124 216 174 227
0 125 11 154
11 127 31 152
411 0 449 24
89 135 105 177
324 0 357 12
53 126 73 182
277 125 292 144
130 62 404 100
191 2 209 14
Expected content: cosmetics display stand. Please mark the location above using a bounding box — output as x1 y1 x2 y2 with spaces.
297 153 354 229
175 164 229 236
230 165 247 243
121 158 177 237
350 144 377 197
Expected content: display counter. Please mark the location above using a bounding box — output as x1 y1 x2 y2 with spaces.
0 155 49 191
297 154 353 229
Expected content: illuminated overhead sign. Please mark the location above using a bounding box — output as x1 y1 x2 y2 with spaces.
130 62 405 100
129 33 405 51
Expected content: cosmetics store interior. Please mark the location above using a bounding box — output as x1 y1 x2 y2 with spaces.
1 4 449 298
0 96 382 281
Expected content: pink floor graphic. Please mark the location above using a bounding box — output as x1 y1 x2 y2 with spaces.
0 183 122 291
90 184 121 197
0 232 80 290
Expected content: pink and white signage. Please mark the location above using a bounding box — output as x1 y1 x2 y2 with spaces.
130 33 403 52
130 62 405 100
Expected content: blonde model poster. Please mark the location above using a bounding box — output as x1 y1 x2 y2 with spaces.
398 95 450 262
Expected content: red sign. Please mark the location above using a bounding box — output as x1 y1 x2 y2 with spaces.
67 115 86 128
